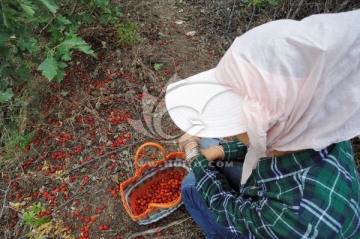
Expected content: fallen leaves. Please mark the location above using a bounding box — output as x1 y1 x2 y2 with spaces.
9 201 27 209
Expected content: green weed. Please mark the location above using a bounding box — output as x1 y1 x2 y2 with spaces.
115 22 141 47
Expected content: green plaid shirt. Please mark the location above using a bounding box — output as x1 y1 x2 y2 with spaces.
191 139 360 238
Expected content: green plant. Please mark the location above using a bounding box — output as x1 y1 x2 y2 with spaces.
23 203 50 228
242 0 279 9
0 0 123 156
115 21 141 47
0 0 122 83
153 63 163 71
1 131 34 160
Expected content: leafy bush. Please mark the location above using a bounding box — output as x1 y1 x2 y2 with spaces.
0 0 122 153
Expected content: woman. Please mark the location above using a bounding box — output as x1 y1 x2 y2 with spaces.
165 9 360 239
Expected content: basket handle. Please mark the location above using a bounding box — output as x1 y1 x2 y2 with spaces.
134 142 167 174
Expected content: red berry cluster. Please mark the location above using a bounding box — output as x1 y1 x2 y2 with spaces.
134 170 186 215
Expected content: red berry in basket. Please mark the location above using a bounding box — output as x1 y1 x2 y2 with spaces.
132 170 186 215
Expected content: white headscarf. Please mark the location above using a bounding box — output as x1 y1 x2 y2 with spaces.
214 10 360 184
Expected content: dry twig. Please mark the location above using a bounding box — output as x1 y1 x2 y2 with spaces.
126 217 190 239
0 178 12 220
291 0 305 19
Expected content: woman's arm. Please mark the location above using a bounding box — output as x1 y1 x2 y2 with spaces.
220 138 248 162
191 155 317 238
201 138 248 162
178 133 248 163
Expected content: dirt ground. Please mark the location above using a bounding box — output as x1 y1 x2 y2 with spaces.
1 0 360 239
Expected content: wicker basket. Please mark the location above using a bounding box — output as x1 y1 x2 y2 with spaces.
120 142 191 225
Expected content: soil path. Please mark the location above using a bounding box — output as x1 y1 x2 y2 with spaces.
115 1 227 238
123 0 224 80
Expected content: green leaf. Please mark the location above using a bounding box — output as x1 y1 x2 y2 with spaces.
24 212 32 226
60 33 96 57
54 69 66 83
37 58 57 80
54 61 67 83
57 62 67 69
2 11 10 28
154 63 163 71
62 34 86 47
93 0 111 12
60 52 71 61
75 14 93 24
0 89 14 103
17 65 31 81
77 45 96 57
16 36 40 53
20 3 35 17
39 0 58 13
99 14 109 25
48 25 63 41
114 6 123 16
0 76 10 89
56 16 71 25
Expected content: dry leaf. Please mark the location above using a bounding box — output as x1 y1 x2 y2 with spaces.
95 100 101 109
186 31 196 36
60 91 69 96
59 175 70 183
110 174 120 184
101 41 107 48
42 161 50 171
9 201 27 209
55 170 64 176
37 221 53 237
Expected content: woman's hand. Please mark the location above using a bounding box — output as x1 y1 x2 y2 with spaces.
178 133 200 152
177 133 224 162
201 146 224 162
